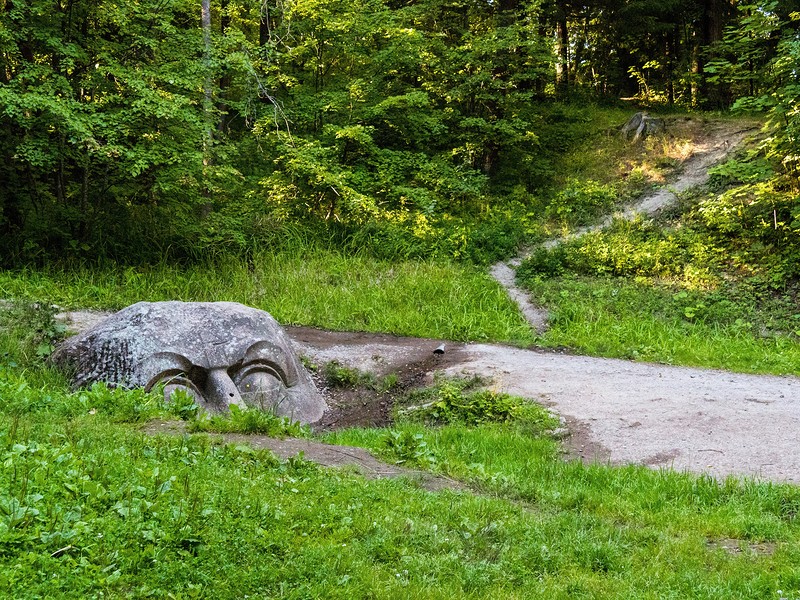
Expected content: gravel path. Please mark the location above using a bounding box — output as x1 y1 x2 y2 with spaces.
284 329 800 485
442 343 800 484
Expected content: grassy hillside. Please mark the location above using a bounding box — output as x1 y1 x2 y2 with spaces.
516 114 800 375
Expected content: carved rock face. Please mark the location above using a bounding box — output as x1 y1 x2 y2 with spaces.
51 301 327 423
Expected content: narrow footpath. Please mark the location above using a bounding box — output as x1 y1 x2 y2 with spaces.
491 119 760 335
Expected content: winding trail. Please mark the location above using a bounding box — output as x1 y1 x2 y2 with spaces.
492 119 760 334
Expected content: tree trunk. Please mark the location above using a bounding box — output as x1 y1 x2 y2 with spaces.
200 0 214 211
535 6 549 95
700 0 732 107
218 0 230 134
555 3 568 95
201 0 214 179
259 0 270 46
667 24 678 105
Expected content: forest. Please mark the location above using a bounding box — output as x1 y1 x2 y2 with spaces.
4 1 800 598
1 0 799 267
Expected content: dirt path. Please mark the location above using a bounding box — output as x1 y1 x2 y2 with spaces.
287 330 800 485
443 344 800 484
546 120 757 245
489 262 549 335
491 118 761 333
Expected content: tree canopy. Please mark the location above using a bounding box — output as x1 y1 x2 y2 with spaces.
1 0 798 264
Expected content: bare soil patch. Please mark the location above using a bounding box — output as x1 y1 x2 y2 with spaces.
290 330 800 484
287 326 468 431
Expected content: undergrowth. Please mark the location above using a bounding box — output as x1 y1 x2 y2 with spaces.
514 117 800 375
538 112 703 231
398 375 557 431
321 360 399 393
517 274 800 374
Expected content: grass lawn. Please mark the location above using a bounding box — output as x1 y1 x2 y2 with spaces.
0 250 533 345
1 307 799 599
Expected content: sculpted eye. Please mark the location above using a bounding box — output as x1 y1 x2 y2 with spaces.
235 366 289 412
142 353 204 405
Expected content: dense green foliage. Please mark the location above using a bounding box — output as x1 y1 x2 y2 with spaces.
0 0 552 263
3 0 799 266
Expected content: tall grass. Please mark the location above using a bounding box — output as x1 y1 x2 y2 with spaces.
0 249 533 344
522 277 800 376
326 419 800 599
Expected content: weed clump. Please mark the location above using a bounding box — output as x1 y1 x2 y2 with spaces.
382 430 437 467
400 375 557 432
183 404 309 438
322 360 398 393
0 301 67 365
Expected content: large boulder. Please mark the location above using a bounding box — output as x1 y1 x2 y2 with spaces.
51 301 327 424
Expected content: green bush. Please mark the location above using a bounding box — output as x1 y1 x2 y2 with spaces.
546 179 618 227
381 430 437 467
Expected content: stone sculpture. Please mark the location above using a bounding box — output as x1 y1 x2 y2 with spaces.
51 301 326 423
620 111 665 142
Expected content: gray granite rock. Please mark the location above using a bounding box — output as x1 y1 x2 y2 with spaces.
51 301 326 423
